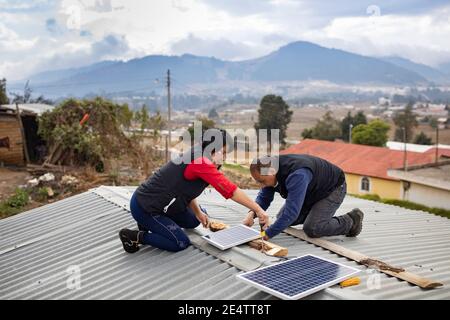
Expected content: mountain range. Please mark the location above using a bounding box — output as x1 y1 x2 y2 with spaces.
15 41 450 97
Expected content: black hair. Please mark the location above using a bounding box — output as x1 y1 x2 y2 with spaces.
200 128 233 155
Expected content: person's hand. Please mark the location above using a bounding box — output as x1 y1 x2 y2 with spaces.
256 211 270 229
196 212 209 228
242 212 255 227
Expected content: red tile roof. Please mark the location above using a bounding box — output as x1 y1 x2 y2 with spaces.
424 147 450 159
282 139 436 180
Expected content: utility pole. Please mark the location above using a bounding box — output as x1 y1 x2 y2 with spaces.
435 124 440 163
165 69 172 161
167 69 172 149
403 127 407 171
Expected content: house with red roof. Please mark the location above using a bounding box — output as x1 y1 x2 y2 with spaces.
281 139 440 200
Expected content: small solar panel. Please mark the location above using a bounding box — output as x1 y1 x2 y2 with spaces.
202 224 261 250
237 254 360 300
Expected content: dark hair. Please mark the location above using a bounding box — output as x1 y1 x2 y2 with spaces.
250 156 278 175
200 128 233 155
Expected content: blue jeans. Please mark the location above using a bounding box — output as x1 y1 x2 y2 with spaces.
130 193 200 252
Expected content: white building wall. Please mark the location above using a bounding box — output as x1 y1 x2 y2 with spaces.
403 183 450 210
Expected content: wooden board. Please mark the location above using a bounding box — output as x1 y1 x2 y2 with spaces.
284 227 443 289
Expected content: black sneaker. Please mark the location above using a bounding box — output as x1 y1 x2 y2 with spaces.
119 229 140 253
346 209 364 237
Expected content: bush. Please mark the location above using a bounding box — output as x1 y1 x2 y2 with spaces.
38 97 135 167
5 188 29 208
356 194 381 202
383 199 450 218
36 187 49 202
0 189 30 219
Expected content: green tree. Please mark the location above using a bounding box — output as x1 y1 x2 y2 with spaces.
393 103 418 143
340 111 367 142
254 94 293 146
414 131 433 145
429 118 438 129
310 111 341 141
117 104 133 130
149 110 166 137
352 119 390 147
0 78 9 104
208 108 219 119
301 128 313 139
353 111 367 126
187 117 216 143
134 105 150 131
10 81 53 105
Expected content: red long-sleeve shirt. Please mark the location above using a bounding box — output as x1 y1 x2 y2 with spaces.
184 157 237 199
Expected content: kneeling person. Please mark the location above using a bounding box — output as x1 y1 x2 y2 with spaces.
243 154 364 240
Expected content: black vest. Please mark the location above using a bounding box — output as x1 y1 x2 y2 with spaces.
274 154 345 217
134 148 210 215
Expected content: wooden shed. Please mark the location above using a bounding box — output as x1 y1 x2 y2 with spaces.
0 104 53 166
0 112 24 165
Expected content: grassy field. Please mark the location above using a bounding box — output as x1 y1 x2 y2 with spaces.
223 163 250 174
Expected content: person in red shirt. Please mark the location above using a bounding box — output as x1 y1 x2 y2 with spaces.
119 129 269 253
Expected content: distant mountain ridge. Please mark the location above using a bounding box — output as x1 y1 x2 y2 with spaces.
19 41 447 97
380 56 449 84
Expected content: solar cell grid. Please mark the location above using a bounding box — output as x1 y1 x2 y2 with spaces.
237 255 360 300
202 224 261 250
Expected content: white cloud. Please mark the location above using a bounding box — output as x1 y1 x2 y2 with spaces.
170 34 258 60
300 7 450 66
1 0 450 81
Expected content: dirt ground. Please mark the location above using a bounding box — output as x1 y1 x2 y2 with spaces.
0 167 32 202
0 153 163 219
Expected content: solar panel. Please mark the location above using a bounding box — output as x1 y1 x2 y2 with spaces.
202 224 261 250
236 254 360 300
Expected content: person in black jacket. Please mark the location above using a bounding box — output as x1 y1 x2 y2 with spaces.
243 154 364 240
119 129 269 253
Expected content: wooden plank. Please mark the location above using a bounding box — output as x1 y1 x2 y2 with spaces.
284 227 443 289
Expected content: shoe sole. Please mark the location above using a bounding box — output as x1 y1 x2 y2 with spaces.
347 209 364 237
119 230 139 253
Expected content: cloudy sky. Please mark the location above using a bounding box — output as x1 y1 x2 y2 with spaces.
1 0 450 80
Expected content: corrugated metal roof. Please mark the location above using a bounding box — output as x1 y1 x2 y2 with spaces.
0 104 54 116
1 186 449 300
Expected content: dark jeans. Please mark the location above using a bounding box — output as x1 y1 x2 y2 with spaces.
130 193 200 252
286 182 353 237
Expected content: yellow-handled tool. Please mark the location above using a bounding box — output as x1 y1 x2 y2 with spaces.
260 224 266 253
340 277 361 288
